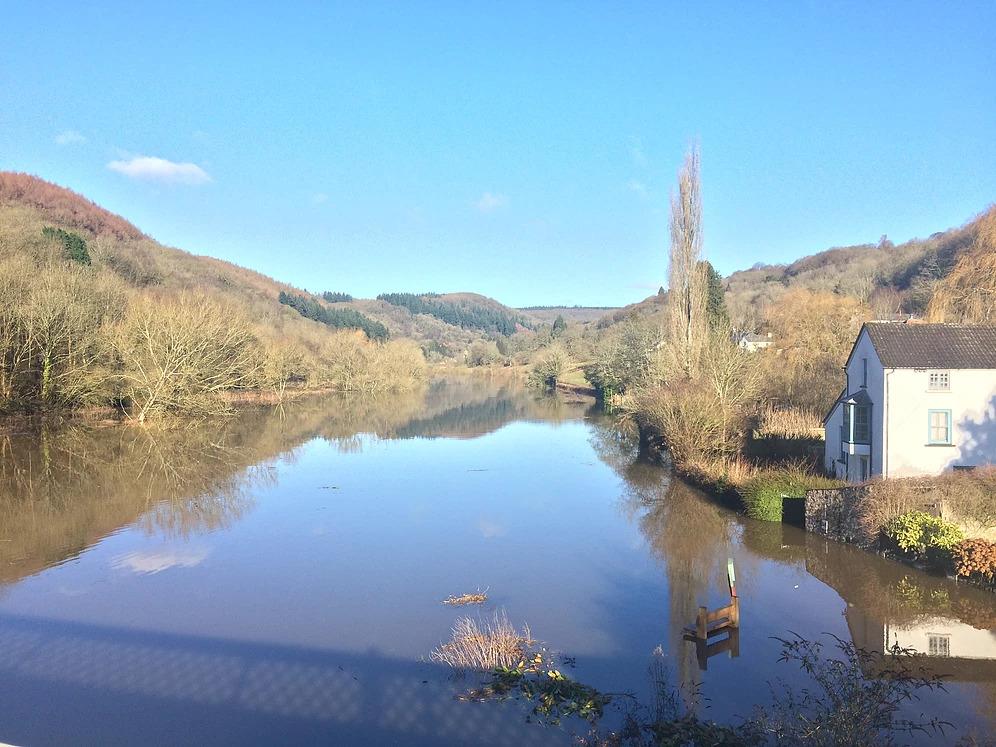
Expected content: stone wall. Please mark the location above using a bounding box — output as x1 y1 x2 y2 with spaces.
804 487 877 549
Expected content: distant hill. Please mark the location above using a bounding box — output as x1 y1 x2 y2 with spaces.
518 306 618 324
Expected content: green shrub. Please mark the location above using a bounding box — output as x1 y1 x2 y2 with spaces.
741 467 840 522
42 226 91 265
884 511 964 560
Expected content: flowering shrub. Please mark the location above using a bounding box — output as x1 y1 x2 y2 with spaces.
952 538 996 584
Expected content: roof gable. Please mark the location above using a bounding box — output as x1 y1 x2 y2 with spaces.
863 323 996 369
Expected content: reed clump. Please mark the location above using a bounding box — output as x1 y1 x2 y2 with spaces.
430 610 531 670
753 403 824 440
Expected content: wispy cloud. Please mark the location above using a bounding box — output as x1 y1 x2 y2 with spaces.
629 136 648 168
107 155 211 185
627 179 649 198
55 130 86 146
475 191 508 213
112 546 209 575
478 518 507 539
311 192 329 205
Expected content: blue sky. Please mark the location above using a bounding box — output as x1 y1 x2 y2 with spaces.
2 2 994 307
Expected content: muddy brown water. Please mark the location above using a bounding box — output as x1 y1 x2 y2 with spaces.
0 377 993 745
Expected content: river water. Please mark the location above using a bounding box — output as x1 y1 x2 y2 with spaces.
0 376 993 745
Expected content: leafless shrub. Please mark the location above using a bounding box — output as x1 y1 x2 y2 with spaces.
927 206 996 324
857 468 996 541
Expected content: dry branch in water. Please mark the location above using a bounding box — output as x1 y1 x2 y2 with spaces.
442 590 488 606
430 610 531 670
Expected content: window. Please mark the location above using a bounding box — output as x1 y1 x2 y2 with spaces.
862 358 868 388
928 635 950 657
928 371 950 391
928 410 952 445
853 405 870 443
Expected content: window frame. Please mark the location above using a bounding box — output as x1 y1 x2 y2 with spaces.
852 405 870 443
927 409 953 445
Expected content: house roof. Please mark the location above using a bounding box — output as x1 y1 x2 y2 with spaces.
862 323 996 369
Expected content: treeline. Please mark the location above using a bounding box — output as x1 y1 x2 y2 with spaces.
0 222 425 420
377 292 526 336
321 291 353 303
278 291 388 341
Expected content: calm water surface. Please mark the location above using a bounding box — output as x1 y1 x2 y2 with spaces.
0 377 993 745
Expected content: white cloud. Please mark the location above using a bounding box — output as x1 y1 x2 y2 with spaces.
112 546 209 575
55 130 86 146
475 191 508 213
107 155 211 185
627 179 649 197
629 137 648 168
478 518 507 539
311 192 329 205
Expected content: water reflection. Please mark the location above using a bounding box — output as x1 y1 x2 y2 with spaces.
0 377 592 591
0 379 992 744
591 414 996 735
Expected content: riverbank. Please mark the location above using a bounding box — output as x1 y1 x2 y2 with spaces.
637 420 996 594
635 419 841 517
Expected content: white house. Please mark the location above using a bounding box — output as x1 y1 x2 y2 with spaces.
737 332 774 352
823 323 996 482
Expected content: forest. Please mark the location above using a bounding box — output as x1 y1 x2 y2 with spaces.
279 291 388 341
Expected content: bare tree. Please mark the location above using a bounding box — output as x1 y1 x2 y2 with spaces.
667 146 707 379
112 294 261 421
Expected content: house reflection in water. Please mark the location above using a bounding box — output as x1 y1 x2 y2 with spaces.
806 536 996 682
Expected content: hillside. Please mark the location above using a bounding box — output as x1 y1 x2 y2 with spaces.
0 172 434 415
723 207 993 329
588 206 995 333
0 173 534 357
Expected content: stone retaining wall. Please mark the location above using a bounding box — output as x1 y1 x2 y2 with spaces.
804 487 876 549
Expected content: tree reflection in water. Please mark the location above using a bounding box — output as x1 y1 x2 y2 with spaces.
0 377 595 593
589 416 736 701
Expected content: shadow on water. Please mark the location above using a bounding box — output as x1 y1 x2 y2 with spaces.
0 612 552 747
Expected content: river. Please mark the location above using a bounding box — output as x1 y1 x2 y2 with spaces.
0 376 993 745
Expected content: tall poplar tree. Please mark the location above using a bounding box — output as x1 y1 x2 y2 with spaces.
667 147 707 379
